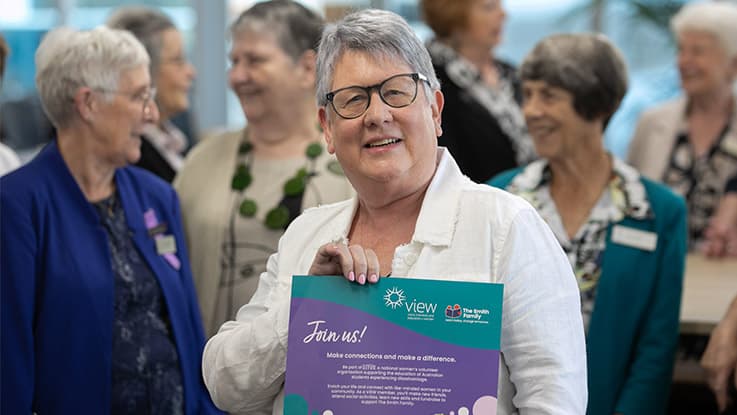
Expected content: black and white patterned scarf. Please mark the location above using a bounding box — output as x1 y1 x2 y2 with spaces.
426 39 536 165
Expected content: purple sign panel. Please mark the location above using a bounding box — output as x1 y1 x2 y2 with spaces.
284 276 503 415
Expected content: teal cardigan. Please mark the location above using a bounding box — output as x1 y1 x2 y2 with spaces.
489 169 687 415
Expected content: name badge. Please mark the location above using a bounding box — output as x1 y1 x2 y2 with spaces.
611 225 657 251
156 235 177 255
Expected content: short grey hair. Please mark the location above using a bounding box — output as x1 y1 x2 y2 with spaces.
35 26 149 129
230 0 324 62
671 1 737 59
315 8 440 107
107 6 175 79
520 33 628 125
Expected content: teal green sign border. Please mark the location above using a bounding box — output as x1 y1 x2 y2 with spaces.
291 276 503 350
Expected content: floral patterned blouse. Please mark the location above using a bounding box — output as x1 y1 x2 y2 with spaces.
662 124 737 248
506 157 651 332
94 192 184 415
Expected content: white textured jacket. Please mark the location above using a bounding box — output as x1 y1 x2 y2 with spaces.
202 149 587 414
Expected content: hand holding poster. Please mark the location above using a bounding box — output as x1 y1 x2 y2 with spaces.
284 276 503 415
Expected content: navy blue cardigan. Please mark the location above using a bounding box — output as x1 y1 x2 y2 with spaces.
1 141 221 414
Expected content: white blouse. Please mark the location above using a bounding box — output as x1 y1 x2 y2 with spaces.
202 149 588 414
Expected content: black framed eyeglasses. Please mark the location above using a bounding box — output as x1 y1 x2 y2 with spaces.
325 72 430 119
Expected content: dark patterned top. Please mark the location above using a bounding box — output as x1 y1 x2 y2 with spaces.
726 175 737 193
507 157 652 333
427 38 536 183
662 124 737 247
93 192 184 415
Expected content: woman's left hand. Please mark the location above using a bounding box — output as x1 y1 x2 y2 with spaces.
308 243 380 285
702 314 737 412
703 194 737 257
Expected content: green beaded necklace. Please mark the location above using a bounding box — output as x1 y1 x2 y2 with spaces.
230 136 324 230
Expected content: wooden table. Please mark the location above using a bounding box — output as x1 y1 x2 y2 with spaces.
674 255 737 384
680 254 737 336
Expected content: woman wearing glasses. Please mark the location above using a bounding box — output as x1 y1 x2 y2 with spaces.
203 10 586 414
107 6 196 183
0 27 221 414
174 0 353 336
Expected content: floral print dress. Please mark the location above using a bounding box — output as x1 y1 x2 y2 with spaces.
506 157 651 332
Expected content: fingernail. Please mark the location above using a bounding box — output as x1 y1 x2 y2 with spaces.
369 274 378 283
359 273 366 284
348 271 355 282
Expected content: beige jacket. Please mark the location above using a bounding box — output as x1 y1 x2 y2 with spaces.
174 129 354 336
627 95 737 181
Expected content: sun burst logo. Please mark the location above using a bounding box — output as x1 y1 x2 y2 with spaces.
384 287 406 309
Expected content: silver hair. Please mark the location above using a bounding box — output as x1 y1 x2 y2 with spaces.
671 1 737 59
106 6 175 80
35 26 149 129
315 8 440 107
520 33 628 125
230 0 324 62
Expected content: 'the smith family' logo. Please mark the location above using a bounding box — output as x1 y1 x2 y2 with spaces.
445 304 462 318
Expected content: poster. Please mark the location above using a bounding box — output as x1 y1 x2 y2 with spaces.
284 275 503 415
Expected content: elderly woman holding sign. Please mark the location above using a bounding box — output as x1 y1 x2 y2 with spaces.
202 9 586 414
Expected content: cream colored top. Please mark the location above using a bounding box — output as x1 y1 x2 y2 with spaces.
174 129 354 336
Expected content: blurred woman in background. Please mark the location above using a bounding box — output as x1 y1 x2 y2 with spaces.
174 0 353 336
420 0 534 183
0 26 219 414
108 6 196 182
490 33 687 415
0 34 21 176
628 2 737 249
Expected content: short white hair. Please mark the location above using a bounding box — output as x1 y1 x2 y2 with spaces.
35 26 149 129
671 1 737 59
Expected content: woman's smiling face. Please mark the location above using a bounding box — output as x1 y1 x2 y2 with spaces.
319 50 444 194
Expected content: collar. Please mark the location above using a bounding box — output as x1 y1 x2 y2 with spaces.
317 148 465 248
509 156 653 221
680 94 737 157
39 140 148 231
141 121 187 171
412 148 465 246
142 120 187 153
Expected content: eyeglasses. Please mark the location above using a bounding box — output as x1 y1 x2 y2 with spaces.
96 86 157 117
326 72 430 119
162 55 189 67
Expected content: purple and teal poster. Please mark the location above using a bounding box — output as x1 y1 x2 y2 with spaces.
284 276 503 415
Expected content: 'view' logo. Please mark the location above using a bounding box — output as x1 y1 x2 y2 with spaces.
384 287 438 314
405 299 437 314
384 287 406 309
